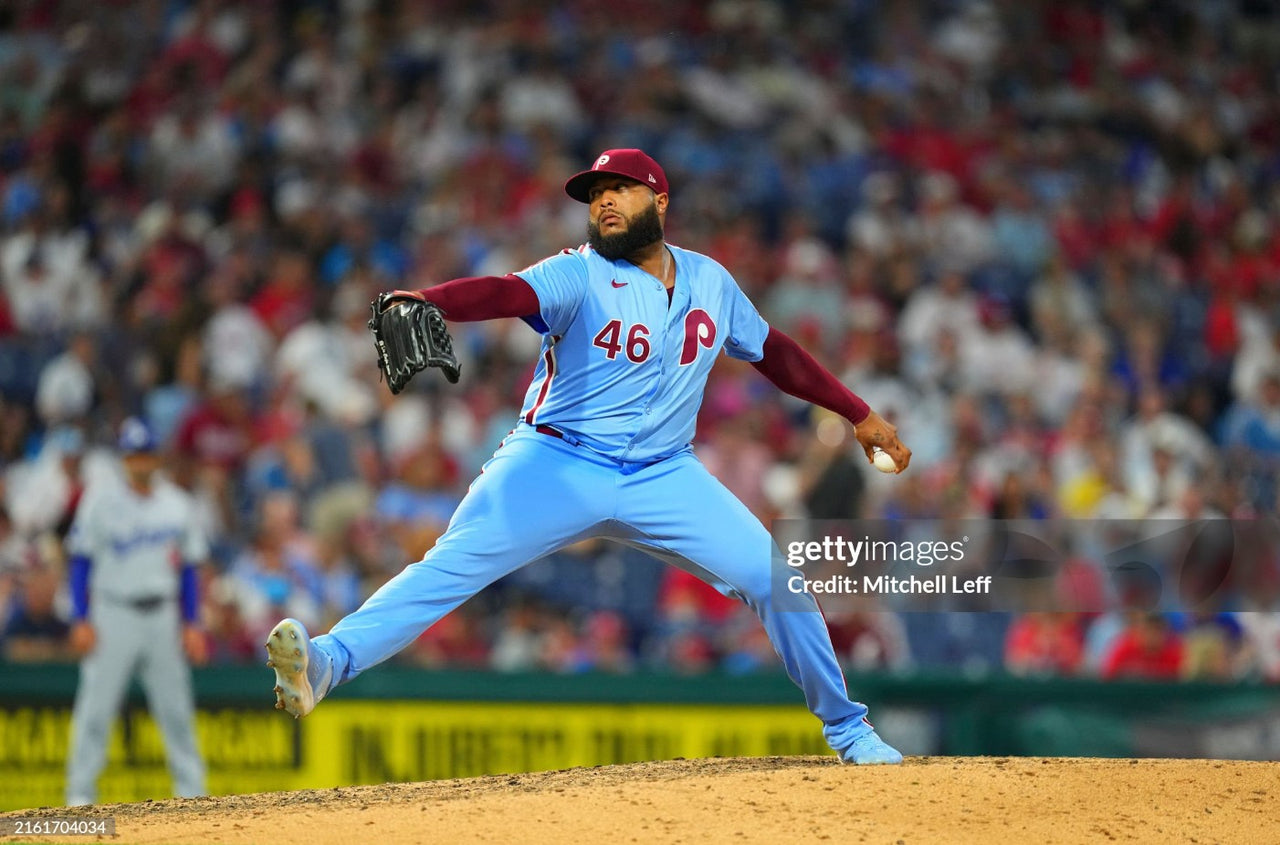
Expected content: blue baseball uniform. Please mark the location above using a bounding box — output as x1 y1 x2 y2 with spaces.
305 241 877 757
514 243 767 462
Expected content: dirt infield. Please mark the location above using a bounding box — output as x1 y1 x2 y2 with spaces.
2 757 1275 844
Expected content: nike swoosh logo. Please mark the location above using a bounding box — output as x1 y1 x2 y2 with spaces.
611 280 628 288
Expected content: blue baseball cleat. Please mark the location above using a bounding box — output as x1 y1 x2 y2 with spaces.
838 727 905 765
827 715 905 765
265 618 332 718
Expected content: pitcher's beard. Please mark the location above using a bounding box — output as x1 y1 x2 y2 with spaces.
588 203 664 261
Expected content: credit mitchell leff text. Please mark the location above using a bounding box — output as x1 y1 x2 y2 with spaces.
783 534 993 597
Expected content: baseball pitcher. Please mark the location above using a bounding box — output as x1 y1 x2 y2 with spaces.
269 149 912 764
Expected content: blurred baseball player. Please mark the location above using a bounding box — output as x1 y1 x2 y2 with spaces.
65 417 209 805
268 149 912 764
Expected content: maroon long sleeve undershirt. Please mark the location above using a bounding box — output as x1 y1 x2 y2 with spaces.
417 277 870 424
751 327 871 424
416 274 541 321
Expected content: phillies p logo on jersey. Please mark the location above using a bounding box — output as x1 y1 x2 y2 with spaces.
680 309 717 365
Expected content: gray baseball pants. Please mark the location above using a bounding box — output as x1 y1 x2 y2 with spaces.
65 597 205 805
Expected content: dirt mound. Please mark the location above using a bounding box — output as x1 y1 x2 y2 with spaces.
3 757 1274 844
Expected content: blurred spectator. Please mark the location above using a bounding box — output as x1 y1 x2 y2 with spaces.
1149 483 1227 522
990 183 1052 279
1230 330 1280 408
794 411 868 520
148 96 239 200
1100 613 1185 680
274 279 380 423
646 568 734 675
958 294 1037 397
226 492 323 641
311 518 367 627
989 470 1053 520
915 172 992 275
251 249 317 341
35 332 95 427
374 439 461 564
1178 612 1251 681
697 413 776 521
407 605 489 669
578 610 635 674
826 608 912 673
143 337 205 450
201 575 259 665
489 599 544 673
172 376 255 533
1004 612 1085 677
1029 254 1096 341
1237 561 1280 683
720 608 781 675
1110 320 1191 401
201 262 273 394
1234 371 1280 459
1 562 70 662
1121 386 1216 512
763 217 844 343
5 426 90 539
846 172 918 260
0 202 105 335
897 268 979 366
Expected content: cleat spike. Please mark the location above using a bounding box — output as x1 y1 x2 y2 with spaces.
273 630 281 638
289 631 297 639
293 648 301 657
294 664 302 673
266 660 274 668
275 701 284 709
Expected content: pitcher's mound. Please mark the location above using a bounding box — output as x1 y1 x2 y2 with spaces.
4 756 1275 844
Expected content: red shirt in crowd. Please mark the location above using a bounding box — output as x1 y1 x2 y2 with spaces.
1101 623 1185 680
1004 613 1085 676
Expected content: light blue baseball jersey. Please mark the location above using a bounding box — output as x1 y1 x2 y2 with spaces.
514 243 769 462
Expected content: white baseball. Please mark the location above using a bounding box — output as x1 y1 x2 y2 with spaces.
872 447 898 474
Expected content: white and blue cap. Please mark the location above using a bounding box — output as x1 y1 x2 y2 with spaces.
118 416 157 454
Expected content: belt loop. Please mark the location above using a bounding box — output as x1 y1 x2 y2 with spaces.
535 424 579 447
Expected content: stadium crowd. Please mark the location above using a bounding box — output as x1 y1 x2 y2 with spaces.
1 0 1279 682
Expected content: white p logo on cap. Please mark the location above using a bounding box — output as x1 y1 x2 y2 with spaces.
594 154 610 169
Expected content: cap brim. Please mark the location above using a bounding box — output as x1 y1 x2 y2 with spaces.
564 169 650 203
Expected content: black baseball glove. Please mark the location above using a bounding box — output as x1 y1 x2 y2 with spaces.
368 290 461 394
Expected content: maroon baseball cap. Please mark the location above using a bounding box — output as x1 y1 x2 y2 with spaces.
564 149 669 203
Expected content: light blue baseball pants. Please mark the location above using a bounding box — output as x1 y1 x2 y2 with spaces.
314 425 868 742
